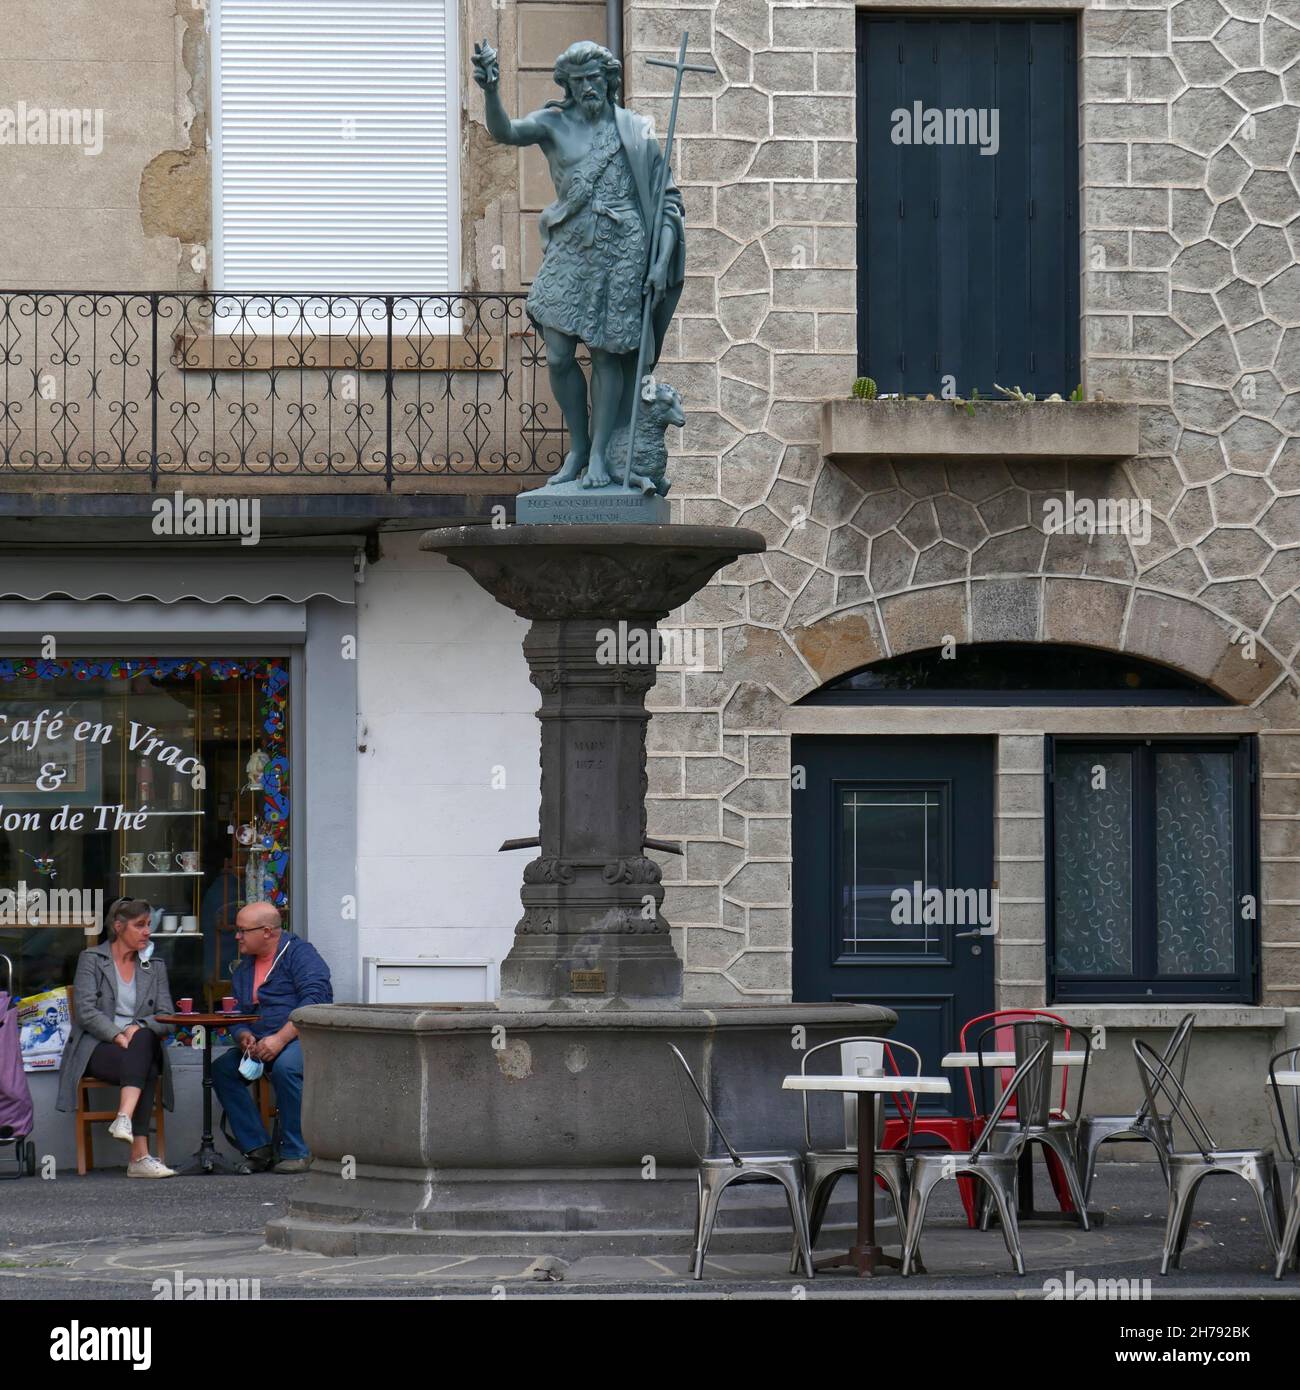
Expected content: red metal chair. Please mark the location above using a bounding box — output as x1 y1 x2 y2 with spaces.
958 1008 1078 1216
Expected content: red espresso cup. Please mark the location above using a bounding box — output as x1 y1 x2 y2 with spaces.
221 996 237 1014
177 998 194 1014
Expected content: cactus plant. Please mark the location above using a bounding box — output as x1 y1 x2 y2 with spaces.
851 376 878 401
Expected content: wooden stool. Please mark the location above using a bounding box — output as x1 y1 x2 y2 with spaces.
257 1075 279 1133
75 1076 167 1176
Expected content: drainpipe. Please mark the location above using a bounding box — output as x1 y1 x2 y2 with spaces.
607 0 623 67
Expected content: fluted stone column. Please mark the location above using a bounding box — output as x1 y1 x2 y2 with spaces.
421 523 765 1010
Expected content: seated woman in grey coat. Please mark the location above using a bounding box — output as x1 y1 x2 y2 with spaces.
56 897 176 1178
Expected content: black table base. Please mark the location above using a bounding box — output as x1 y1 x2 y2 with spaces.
159 1015 254 1177
815 1086 920 1277
176 1146 243 1177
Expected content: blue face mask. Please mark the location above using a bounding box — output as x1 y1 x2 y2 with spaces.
238 1055 264 1082
138 939 155 964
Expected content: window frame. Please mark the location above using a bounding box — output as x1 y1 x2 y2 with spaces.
799 642 1231 707
1045 735 1259 1004
854 10 1082 396
833 777 954 966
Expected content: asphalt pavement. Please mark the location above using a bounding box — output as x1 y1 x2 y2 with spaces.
1 1158 1296 1299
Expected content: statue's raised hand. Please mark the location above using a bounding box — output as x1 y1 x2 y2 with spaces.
472 40 500 92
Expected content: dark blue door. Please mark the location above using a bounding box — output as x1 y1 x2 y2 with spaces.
792 736 995 1110
856 14 1079 397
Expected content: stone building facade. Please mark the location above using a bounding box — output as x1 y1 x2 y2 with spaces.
612 0 1300 1128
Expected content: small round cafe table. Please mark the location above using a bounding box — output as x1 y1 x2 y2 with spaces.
156 1012 257 1175
783 1072 951 1276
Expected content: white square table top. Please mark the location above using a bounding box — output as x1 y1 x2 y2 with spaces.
783 1074 952 1096
941 1051 1085 1068
1270 1071 1300 1087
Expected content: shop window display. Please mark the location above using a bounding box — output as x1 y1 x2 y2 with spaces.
0 658 289 1015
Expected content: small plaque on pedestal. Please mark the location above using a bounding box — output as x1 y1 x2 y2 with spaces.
570 969 607 993
516 481 669 526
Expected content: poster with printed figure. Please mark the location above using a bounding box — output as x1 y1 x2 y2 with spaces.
18 985 71 1070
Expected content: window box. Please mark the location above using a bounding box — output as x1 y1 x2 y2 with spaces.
821 398 1141 463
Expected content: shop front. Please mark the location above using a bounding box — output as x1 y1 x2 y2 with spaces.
0 657 291 1016
0 551 358 1168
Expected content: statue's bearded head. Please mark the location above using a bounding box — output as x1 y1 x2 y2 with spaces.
551 41 622 116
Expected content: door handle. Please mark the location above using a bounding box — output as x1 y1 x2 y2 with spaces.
953 929 983 939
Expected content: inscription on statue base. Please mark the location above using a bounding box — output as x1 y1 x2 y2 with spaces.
516 484 670 526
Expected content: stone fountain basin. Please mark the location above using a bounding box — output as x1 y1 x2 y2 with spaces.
267 1001 895 1256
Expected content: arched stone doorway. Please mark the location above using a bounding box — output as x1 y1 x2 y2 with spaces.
788 631 1260 1083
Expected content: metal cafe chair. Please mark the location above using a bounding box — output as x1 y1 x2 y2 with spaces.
1134 1038 1282 1275
1267 1046 1300 1279
901 1040 1052 1277
1078 1012 1194 1204
960 1007 1080 1219
787 1036 922 1273
666 1043 814 1280
975 1019 1092 1232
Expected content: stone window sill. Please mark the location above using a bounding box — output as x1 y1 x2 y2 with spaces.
821 399 1140 462
1055 1004 1286 1031
174 331 505 372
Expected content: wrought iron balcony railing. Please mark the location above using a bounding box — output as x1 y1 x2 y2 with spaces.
0 292 566 489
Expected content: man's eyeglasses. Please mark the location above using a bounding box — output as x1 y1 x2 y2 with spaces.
233 926 270 937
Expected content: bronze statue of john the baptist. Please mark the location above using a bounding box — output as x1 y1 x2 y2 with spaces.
472 39 685 492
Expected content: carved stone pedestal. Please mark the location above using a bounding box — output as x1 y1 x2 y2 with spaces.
420 523 766 1010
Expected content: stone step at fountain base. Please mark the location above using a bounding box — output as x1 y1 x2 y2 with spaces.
267 1178 877 1258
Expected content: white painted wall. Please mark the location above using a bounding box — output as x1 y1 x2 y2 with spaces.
355 530 539 995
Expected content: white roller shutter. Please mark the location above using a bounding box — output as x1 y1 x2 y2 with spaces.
212 0 459 295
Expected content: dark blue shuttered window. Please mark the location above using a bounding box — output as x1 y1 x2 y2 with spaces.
857 14 1080 397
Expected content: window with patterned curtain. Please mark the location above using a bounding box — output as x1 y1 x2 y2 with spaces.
1048 739 1256 1003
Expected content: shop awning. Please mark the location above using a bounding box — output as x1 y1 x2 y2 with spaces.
0 599 313 644
0 553 356 605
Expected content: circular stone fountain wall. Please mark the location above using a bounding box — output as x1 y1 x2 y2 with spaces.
267 1002 894 1256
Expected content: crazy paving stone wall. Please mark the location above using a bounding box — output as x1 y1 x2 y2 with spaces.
624 0 1300 1004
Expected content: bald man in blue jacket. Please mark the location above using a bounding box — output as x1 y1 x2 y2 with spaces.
211 902 332 1173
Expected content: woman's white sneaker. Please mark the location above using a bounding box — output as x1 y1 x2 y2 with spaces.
108 1113 133 1143
126 1155 176 1179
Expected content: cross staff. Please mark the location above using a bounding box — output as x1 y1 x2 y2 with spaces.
621 32 716 492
